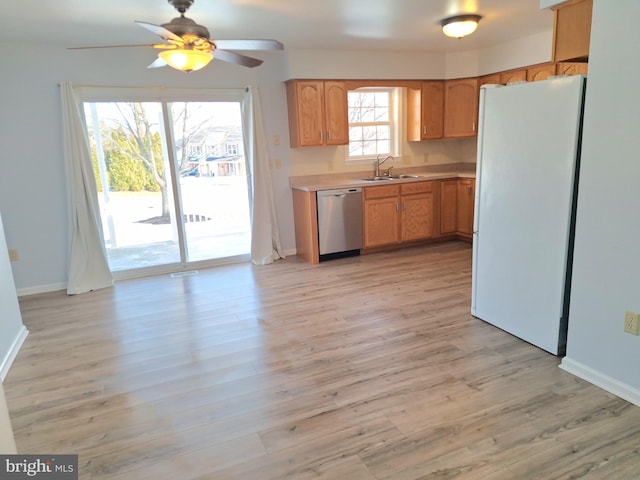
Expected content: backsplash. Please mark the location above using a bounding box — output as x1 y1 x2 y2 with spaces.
290 137 477 176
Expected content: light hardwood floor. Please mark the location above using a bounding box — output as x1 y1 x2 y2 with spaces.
4 242 640 479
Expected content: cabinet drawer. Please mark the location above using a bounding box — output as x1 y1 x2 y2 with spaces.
401 181 433 195
364 185 400 199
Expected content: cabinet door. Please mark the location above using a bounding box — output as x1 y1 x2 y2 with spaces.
556 62 588 75
363 197 399 247
479 73 501 87
323 81 349 145
457 179 475 236
444 79 479 138
440 179 458 235
401 193 434 242
500 69 527 84
553 0 592 62
527 63 557 82
421 81 444 140
288 81 324 147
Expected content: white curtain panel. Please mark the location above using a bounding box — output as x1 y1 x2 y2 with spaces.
60 82 113 294
242 87 284 265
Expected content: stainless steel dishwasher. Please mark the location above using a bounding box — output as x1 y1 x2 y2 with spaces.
316 188 363 261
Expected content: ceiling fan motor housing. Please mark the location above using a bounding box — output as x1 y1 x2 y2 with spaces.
162 16 210 38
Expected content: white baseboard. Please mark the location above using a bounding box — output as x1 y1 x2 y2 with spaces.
560 357 640 407
0 326 29 382
282 248 297 258
16 282 66 297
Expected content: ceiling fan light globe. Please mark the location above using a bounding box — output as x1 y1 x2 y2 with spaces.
158 48 213 72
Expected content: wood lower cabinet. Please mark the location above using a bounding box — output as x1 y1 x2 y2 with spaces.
363 182 435 248
457 179 475 237
444 78 479 138
439 179 458 236
363 185 401 247
400 182 435 242
285 80 349 147
437 178 475 239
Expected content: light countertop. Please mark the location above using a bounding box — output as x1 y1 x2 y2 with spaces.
289 163 476 192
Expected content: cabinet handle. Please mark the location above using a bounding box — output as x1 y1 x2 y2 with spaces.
320 131 323 141
327 130 332 140
403 200 407 211
472 121 476 132
423 126 427 135
396 202 399 212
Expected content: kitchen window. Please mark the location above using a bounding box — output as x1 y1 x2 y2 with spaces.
346 87 401 163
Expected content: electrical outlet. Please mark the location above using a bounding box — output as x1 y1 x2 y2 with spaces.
8 249 19 262
624 311 640 336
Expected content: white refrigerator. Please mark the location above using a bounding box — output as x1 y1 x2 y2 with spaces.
471 75 586 356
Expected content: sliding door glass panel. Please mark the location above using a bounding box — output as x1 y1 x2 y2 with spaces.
84 102 180 271
83 96 251 273
169 102 251 262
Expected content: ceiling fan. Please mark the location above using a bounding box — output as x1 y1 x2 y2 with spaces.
70 0 284 72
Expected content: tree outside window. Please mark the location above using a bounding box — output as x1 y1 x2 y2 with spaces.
347 88 397 161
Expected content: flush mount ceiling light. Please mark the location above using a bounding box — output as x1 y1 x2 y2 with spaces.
440 14 482 39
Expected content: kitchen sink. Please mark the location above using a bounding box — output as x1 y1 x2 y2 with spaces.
360 174 423 181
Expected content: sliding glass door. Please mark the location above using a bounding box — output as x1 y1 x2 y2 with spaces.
82 92 251 275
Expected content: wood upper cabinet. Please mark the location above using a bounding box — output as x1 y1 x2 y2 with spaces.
444 78 479 138
500 69 527 85
478 73 501 87
552 0 592 62
363 181 435 248
440 179 458 236
285 80 349 147
407 81 444 141
323 81 350 145
556 62 589 76
457 179 475 237
527 63 557 82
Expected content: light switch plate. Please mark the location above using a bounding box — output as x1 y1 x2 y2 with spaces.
624 311 640 335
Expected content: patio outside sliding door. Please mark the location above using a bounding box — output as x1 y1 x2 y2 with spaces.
82 91 251 276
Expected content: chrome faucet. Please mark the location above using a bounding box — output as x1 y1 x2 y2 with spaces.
375 155 394 177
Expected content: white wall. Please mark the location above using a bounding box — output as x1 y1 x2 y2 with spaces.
0 214 27 379
0 44 293 292
0 30 551 293
0 384 17 453
561 0 640 404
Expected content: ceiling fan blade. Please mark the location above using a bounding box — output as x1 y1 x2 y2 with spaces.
147 57 168 69
68 44 156 50
135 21 183 42
214 50 263 68
213 39 284 51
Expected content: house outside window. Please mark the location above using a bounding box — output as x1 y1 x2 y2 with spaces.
226 143 239 156
346 88 401 164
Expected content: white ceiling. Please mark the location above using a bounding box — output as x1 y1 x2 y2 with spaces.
5 0 553 53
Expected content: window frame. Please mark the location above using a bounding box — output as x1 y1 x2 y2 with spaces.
345 87 402 165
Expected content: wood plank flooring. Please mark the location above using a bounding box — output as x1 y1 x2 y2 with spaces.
4 242 640 479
